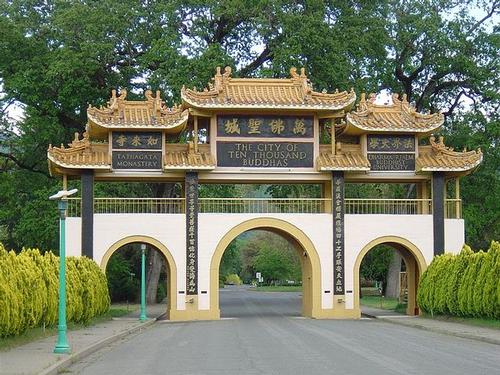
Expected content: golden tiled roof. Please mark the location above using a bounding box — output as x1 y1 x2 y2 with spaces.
87 89 188 134
417 136 482 172
47 132 111 173
164 144 215 170
316 144 370 171
181 67 356 111
345 93 444 134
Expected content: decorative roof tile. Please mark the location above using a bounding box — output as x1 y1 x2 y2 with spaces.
416 136 482 172
47 132 111 172
316 144 370 171
164 144 215 170
87 89 188 133
345 93 444 134
181 67 356 111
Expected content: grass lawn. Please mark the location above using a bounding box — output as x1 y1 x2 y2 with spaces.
0 306 130 351
420 314 500 330
360 295 407 314
252 285 302 292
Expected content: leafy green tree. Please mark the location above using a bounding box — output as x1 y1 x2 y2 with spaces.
360 245 393 291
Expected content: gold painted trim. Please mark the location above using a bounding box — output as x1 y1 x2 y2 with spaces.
209 218 323 319
353 236 427 316
100 235 178 319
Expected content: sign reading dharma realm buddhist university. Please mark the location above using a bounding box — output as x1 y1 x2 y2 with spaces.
112 132 162 170
367 135 416 171
216 115 314 168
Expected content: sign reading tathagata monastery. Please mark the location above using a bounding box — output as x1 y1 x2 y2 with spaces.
367 135 416 171
216 115 314 168
111 132 162 170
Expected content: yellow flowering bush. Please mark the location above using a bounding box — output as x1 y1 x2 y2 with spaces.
417 241 500 319
0 243 110 337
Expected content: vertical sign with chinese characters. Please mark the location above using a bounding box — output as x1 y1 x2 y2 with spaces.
333 171 345 295
185 172 198 295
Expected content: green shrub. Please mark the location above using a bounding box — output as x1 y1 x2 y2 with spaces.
225 274 242 285
0 243 110 338
417 242 500 319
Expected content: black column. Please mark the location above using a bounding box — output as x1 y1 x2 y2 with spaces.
432 171 445 256
332 171 345 295
81 170 94 259
185 172 199 295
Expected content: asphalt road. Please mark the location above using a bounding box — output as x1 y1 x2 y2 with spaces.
67 287 500 375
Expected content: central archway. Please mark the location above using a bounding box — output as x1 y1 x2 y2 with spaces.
210 218 322 318
101 235 178 320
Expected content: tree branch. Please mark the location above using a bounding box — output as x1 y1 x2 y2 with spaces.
0 151 50 177
238 45 272 77
468 1 499 34
443 90 465 117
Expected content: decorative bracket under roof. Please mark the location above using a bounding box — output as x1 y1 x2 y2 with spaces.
344 93 444 135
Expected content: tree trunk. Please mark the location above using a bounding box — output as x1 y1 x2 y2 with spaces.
385 250 402 298
145 182 176 304
146 249 164 304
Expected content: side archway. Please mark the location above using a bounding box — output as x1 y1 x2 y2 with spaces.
210 217 322 318
353 236 427 316
101 235 178 319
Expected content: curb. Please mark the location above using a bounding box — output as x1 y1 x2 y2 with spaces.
38 319 155 375
364 313 500 346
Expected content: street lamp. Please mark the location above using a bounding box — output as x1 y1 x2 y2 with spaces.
50 188 78 354
139 243 147 322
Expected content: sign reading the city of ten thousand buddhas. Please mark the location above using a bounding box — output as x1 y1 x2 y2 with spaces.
111 132 162 170
216 115 314 168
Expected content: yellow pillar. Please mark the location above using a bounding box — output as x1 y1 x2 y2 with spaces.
330 120 336 155
421 181 429 214
193 116 199 153
455 177 460 218
62 174 68 190
322 180 332 213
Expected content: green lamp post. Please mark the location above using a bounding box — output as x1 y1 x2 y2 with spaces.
50 188 78 354
139 243 147 322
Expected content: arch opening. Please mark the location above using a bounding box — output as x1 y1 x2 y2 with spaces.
210 218 322 319
354 236 427 316
101 235 177 320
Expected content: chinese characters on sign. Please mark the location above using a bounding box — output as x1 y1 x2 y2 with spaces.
333 171 345 295
185 172 198 295
367 135 415 152
112 132 162 150
367 135 416 171
217 142 314 168
217 116 313 138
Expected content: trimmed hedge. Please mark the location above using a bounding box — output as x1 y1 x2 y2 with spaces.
0 244 110 338
417 241 500 319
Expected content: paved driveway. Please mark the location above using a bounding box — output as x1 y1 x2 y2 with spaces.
67 287 500 375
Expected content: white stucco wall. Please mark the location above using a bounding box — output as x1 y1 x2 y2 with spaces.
445 219 465 254
65 213 466 314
